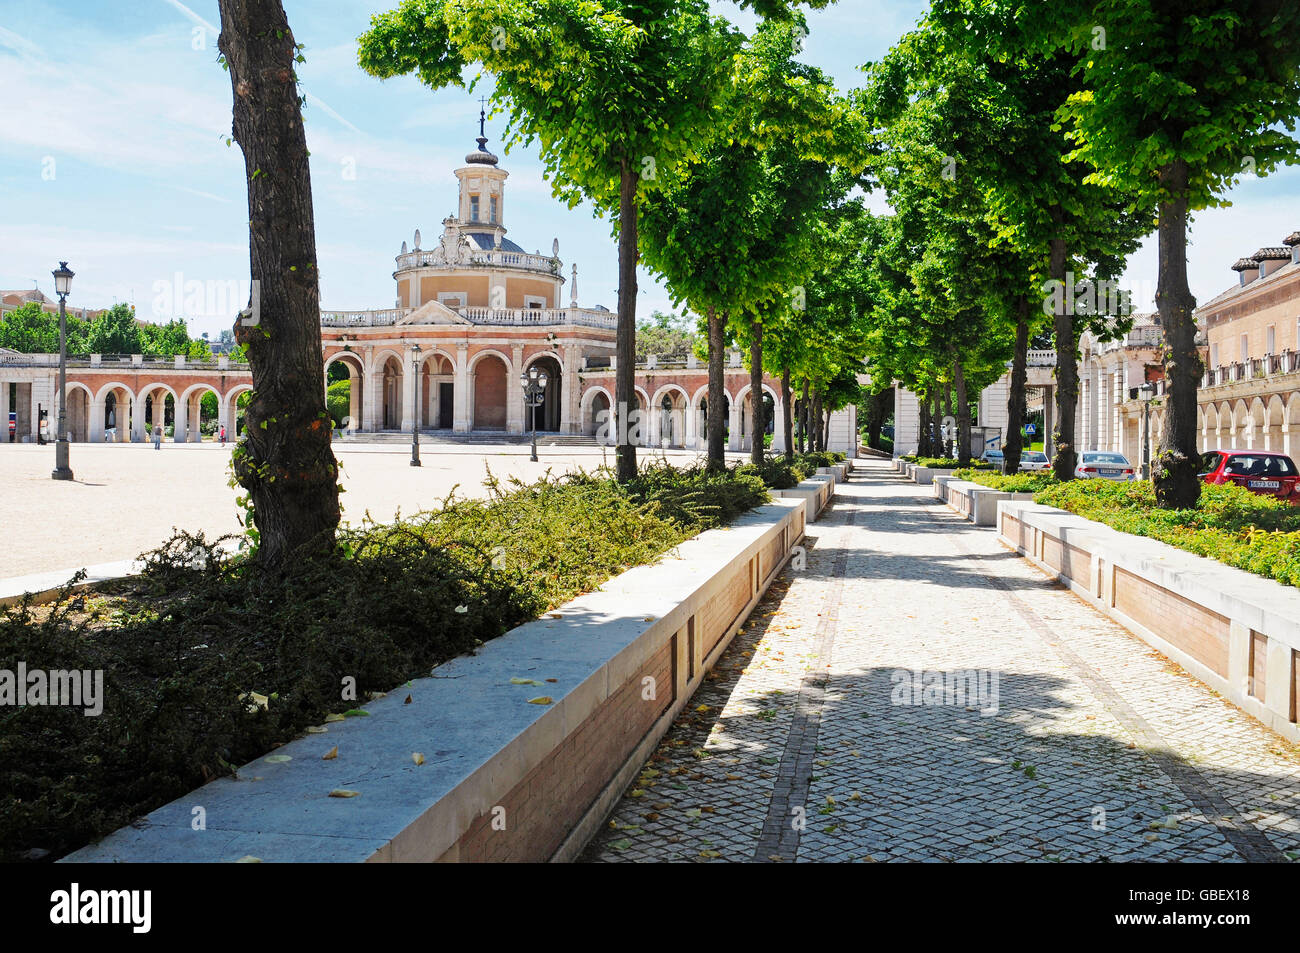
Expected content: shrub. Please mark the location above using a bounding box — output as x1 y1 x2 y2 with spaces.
915 457 992 470
0 463 766 862
953 469 1057 494
1034 479 1300 588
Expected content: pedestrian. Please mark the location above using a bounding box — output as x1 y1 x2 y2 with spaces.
220 425 226 446
153 422 162 450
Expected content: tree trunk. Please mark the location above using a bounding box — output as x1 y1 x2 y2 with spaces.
781 367 794 462
1047 210 1079 481
942 383 954 458
749 318 764 464
866 386 893 449
615 160 638 481
954 359 971 465
811 392 824 452
1003 296 1030 475
918 395 932 457
798 378 810 453
706 306 725 472
218 0 339 567
933 391 945 457
1153 158 1202 508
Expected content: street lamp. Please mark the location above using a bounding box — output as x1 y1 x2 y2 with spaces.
520 365 549 462
410 343 422 467
1139 382 1156 479
51 261 74 481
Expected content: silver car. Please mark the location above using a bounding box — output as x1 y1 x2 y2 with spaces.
1018 450 1051 472
1074 451 1136 480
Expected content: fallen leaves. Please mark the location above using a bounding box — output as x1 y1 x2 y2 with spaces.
322 746 338 761
527 696 553 705
328 789 361 798
412 752 425 766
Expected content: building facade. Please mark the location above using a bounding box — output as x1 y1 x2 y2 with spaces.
3 117 858 455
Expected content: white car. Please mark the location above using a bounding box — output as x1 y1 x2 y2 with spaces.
1018 450 1051 472
1075 451 1136 481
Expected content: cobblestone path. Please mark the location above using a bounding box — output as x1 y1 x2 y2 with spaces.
583 458 1300 863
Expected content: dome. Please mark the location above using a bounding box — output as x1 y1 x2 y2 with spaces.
465 232 524 253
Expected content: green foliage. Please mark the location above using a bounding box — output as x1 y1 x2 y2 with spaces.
635 310 698 361
326 379 351 428
953 468 1055 493
0 462 769 861
1035 479 1300 587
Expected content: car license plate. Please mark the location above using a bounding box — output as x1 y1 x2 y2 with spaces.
1249 480 1280 489
1100 468 1120 476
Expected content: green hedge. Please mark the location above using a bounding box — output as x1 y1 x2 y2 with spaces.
953 469 1058 494
913 457 992 470
1033 479 1300 588
0 462 769 863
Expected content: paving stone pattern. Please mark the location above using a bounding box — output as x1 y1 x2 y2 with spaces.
583 459 1300 863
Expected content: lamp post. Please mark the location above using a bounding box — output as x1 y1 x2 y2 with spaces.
520 365 549 463
51 261 74 481
1139 382 1155 479
410 343 422 467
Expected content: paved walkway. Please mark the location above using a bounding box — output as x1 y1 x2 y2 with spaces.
584 458 1300 863
0 442 738 580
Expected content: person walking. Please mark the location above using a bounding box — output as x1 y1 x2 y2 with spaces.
153 421 163 450
220 425 226 446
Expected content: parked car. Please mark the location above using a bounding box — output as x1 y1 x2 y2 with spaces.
1018 450 1051 472
1074 451 1136 480
980 448 1004 466
1199 450 1300 502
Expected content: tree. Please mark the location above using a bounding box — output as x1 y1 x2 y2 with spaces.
1050 0 1300 506
882 8 1151 477
358 0 744 480
84 304 143 355
218 0 340 565
638 16 864 467
0 303 62 353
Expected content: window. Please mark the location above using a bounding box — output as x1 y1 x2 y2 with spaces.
523 295 547 310
1210 343 1219 368
1267 325 1276 354
1240 333 1249 364
437 292 466 309
469 195 480 221
489 196 498 223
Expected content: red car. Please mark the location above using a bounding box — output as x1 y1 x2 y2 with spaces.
1199 450 1300 503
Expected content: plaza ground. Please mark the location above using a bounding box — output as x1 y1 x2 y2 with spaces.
585 459 1300 863
0 440 735 581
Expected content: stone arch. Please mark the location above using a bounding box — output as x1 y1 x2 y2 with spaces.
223 383 255 437
470 350 511 431
177 382 223 443
63 382 93 442
418 349 457 431
650 384 690 448
1202 402 1218 454
1265 394 1286 452
91 381 136 442
583 385 614 443
1243 398 1265 450
691 383 731 451
734 382 782 453
523 352 563 433
326 352 365 432
1217 401 1233 449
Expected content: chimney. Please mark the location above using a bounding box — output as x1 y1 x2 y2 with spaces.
1254 246 1291 279
1232 257 1260 287
1285 231 1300 265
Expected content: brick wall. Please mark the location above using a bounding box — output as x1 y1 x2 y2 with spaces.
1113 567 1231 678
453 641 675 862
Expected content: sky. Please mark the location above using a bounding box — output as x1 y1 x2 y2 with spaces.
1 0 1297 340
